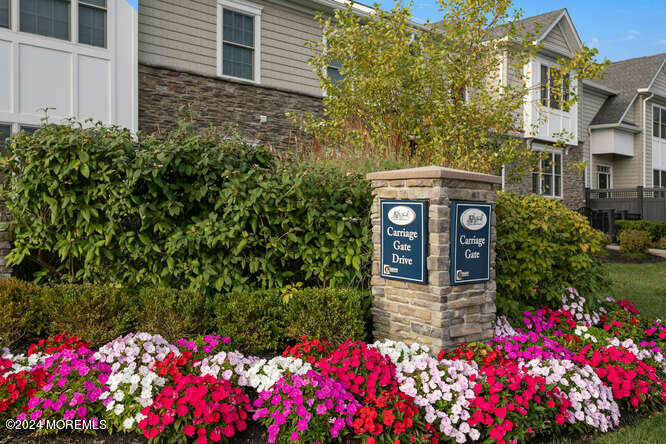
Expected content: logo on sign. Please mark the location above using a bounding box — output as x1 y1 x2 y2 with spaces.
460 208 488 231
387 206 416 226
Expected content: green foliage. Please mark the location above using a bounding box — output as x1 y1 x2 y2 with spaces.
616 220 666 243
618 230 651 255
212 290 287 355
659 236 666 250
285 287 372 346
298 0 607 177
0 279 44 347
40 284 134 347
2 119 372 294
495 192 607 319
134 287 212 343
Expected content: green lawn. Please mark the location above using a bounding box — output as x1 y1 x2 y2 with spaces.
600 261 666 319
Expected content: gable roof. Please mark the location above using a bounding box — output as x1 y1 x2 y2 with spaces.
591 53 666 125
489 8 565 39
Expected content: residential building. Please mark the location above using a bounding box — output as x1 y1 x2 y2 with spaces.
0 0 138 148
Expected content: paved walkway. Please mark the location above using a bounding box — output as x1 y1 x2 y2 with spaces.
607 244 666 258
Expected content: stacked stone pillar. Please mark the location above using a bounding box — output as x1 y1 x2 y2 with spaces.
366 166 501 351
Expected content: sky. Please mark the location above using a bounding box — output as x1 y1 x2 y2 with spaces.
373 1 666 62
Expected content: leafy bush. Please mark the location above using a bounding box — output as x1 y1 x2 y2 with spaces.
212 290 287 355
40 284 133 347
0 279 44 347
2 120 372 294
658 236 666 250
615 220 666 243
495 193 607 319
134 287 212 342
618 230 651 254
285 287 371 345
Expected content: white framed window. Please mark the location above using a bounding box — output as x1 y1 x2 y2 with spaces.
655 169 666 188
20 0 70 41
653 105 666 140
0 124 11 153
217 0 262 83
532 149 563 198
79 0 106 48
0 0 9 28
540 64 570 111
19 125 40 135
326 60 343 84
596 164 612 189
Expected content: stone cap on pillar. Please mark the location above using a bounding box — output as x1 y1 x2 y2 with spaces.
366 166 502 184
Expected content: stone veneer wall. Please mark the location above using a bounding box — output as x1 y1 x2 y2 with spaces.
367 167 500 351
138 64 324 150
505 142 586 210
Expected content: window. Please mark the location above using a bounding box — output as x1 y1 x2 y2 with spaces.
653 105 666 139
20 0 70 40
540 64 570 111
219 1 262 81
79 0 105 47
0 0 9 29
326 60 343 84
20 125 39 135
597 165 611 189
0 125 10 154
655 169 666 188
532 151 562 198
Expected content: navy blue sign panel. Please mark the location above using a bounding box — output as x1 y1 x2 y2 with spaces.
380 200 428 284
450 201 492 285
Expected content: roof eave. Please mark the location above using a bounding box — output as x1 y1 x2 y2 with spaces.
583 79 618 96
589 122 642 134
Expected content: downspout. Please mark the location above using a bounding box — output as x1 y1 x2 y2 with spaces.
638 89 654 187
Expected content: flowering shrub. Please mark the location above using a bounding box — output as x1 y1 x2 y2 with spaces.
19 347 111 431
253 370 360 443
95 332 178 432
174 334 231 360
137 374 251 442
27 333 90 357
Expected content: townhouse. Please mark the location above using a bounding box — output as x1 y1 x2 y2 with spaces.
0 2 662 211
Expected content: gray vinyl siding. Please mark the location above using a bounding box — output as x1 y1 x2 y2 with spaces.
542 22 570 55
613 99 644 188
138 0 323 97
650 66 666 97
582 87 608 187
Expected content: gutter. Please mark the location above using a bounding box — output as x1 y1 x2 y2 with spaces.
582 79 618 96
638 88 654 187
588 123 642 134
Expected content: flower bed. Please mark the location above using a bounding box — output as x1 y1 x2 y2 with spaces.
1 287 665 443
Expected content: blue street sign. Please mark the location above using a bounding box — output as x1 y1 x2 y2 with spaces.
450 201 492 285
380 200 428 284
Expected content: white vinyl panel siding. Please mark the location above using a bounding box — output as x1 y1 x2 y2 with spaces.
542 22 570 54
260 1 321 96
138 0 322 96
584 88 612 186
138 0 218 77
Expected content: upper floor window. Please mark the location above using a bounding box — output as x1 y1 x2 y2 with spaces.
540 64 570 111
218 0 262 82
653 105 666 139
20 0 70 41
532 151 562 198
0 0 9 29
79 0 106 47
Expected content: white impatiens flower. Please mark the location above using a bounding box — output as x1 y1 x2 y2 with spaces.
195 350 259 387
243 356 311 392
95 332 180 432
371 339 433 365
1 348 48 377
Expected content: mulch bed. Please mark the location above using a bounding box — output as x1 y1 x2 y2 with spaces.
601 249 666 264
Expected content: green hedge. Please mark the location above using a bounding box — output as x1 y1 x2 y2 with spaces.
495 193 607 320
0 279 370 354
615 220 666 243
2 120 372 294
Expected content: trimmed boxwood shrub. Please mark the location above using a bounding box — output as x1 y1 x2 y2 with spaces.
495 192 607 320
40 284 134 347
0 279 44 348
615 220 666 243
618 230 651 254
2 120 372 295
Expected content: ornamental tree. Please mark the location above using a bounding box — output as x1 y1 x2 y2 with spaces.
300 0 608 177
